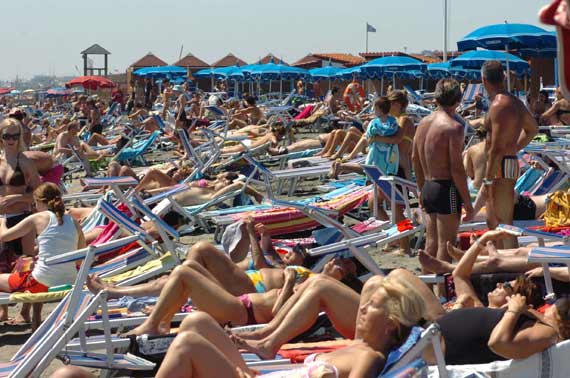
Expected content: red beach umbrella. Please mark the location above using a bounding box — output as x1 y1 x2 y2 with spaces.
65 76 115 90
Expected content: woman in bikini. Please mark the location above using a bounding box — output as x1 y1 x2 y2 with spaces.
0 118 41 323
541 87 570 125
154 273 425 378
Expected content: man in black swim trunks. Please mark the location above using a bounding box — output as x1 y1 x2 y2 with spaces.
480 61 537 248
413 78 474 266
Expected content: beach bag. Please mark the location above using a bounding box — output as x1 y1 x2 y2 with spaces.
544 191 570 227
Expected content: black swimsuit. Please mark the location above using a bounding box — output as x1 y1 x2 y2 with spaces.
437 307 533 365
420 180 462 215
1 153 26 187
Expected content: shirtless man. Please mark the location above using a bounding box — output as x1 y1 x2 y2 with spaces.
54 122 109 176
161 79 173 119
480 61 537 247
413 78 474 265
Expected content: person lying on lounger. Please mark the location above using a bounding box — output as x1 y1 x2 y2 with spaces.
153 272 425 378
219 123 288 155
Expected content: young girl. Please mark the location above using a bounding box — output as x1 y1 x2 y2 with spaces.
365 96 400 175
0 183 85 328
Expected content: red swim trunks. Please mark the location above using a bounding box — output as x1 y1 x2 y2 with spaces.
8 271 49 293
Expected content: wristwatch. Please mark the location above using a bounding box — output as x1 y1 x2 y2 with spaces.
483 178 494 186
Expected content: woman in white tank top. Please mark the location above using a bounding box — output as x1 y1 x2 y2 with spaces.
0 182 85 328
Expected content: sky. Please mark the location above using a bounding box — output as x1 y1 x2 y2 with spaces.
0 0 553 80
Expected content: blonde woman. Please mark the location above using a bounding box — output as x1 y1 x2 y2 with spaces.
154 273 426 378
0 118 41 323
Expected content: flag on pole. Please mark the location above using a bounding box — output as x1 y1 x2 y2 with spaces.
367 23 377 33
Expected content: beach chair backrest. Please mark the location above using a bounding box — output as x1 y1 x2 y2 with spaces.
177 129 203 168
403 85 423 104
361 165 406 204
131 196 180 240
82 176 139 188
99 200 148 238
461 83 482 105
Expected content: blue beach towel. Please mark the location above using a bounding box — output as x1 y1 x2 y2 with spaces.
365 116 400 175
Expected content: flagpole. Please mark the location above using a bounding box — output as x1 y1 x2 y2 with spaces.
366 23 369 54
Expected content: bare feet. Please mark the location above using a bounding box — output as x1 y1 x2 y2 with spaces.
446 242 465 262
232 336 278 360
122 320 170 337
5 313 31 325
329 160 341 179
86 274 113 295
418 250 455 275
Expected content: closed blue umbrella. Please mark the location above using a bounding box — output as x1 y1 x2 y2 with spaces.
450 50 530 77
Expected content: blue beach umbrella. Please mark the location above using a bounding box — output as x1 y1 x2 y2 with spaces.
361 56 426 79
212 65 245 80
450 50 530 77
457 23 555 90
309 65 342 80
335 66 364 81
427 62 451 79
133 65 187 78
457 23 557 51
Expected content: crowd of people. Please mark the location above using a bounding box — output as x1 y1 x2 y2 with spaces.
2 55 570 378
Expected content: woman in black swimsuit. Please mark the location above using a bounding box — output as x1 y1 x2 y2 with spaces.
426 294 570 365
0 118 41 323
541 88 570 125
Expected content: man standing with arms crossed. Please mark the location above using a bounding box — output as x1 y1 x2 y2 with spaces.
413 78 474 265
480 61 538 248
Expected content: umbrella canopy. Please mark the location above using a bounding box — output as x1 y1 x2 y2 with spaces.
22 89 36 94
0 87 14 95
427 62 452 79
361 56 426 78
457 23 557 51
211 65 245 80
309 66 343 80
335 66 364 80
66 76 115 90
193 68 216 78
10 90 21 95
46 87 73 97
250 62 307 80
133 65 187 78
450 50 530 76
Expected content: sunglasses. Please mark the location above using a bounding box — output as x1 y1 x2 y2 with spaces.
502 281 514 293
2 133 20 141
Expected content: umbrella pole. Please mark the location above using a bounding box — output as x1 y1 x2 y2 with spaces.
381 77 384 96
280 79 283 98
505 43 511 92
393 73 396 90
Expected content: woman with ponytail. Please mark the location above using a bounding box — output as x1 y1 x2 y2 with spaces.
0 183 85 328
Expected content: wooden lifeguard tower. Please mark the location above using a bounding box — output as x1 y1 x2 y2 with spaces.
81 44 111 76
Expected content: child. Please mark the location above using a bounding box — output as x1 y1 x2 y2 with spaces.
365 97 400 175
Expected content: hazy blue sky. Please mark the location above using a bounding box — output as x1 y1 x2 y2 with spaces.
0 0 552 80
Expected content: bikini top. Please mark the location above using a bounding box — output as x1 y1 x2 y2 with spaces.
1 153 26 187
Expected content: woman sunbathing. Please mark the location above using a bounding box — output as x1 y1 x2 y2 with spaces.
153 273 425 377
220 124 287 155
418 230 551 279
0 183 85 328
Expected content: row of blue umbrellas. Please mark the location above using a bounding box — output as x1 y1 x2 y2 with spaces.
131 23 555 89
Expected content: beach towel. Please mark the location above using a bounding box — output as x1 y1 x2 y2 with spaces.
365 116 399 175
294 105 315 120
544 191 570 227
